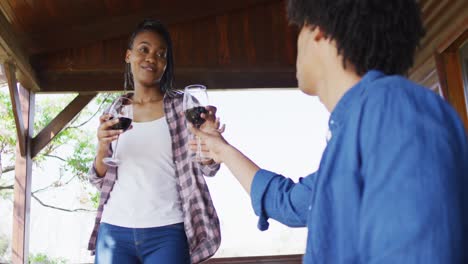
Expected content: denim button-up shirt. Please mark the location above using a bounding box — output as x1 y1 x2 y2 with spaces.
251 70 468 263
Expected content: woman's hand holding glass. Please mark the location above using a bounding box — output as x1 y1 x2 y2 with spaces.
97 114 123 151
98 97 133 167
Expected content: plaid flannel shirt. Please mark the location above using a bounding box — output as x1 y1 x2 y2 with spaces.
87 92 221 263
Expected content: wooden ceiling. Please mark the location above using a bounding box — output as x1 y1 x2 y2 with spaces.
409 0 468 88
0 0 466 94
0 0 297 93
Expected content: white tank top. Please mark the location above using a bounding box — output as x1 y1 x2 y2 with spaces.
101 117 183 228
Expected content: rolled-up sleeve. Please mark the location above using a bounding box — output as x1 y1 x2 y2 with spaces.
88 145 113 191
88 159 104 191
250 169 316 230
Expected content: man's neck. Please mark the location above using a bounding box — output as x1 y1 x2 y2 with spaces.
317 66 362 112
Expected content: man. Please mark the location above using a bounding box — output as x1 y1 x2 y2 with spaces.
191 0 468 262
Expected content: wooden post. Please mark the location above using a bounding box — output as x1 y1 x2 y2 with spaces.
10 83 35 264
5 62 26 156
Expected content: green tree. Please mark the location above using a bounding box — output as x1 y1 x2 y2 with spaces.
0 85 114 211
0 233 9 263
28 252 68 264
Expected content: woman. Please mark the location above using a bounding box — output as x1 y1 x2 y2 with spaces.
87 19 221 264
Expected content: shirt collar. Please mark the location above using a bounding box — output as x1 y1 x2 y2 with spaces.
328 70 384 131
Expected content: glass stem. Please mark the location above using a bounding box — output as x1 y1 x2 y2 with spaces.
112 135 120 160
196 136 202 160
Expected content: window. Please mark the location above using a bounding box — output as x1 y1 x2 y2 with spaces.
206 89 329 257
7 89 330 262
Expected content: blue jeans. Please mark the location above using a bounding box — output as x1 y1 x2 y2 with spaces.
95 222 191 264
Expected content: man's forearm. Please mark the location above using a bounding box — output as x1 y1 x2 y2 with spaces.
220 145 261 194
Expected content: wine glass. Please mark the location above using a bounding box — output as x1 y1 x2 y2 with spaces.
103 96 133 167
183 84 210 162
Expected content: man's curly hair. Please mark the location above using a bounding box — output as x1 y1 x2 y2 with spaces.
287 0 425 76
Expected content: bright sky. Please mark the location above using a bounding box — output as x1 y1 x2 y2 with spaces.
0 88 331 262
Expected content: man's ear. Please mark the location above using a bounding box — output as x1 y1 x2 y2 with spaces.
125 50 131 63
302 24 325 43
311 26 325 42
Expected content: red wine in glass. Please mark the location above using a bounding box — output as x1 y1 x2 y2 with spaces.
184 106 208 128
183 84 210 162
110 117 133 131
103 96 133 167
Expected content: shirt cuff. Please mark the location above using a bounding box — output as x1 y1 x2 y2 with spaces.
251 169 277 231
88 158 104 189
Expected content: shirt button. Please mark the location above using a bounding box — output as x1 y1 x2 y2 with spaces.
326 130 332 142
308 205 312 211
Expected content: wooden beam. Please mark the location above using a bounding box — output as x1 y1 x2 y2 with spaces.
38 67 297 93
0 2 15 25
0 60 6 84
176 68 297 89
4 62 26 156
441 50 468 130
27 0 275 54
32 93 97 158
11 84 34 264
0 10 40 91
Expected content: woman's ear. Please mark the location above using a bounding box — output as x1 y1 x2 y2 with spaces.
125 49 131 63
